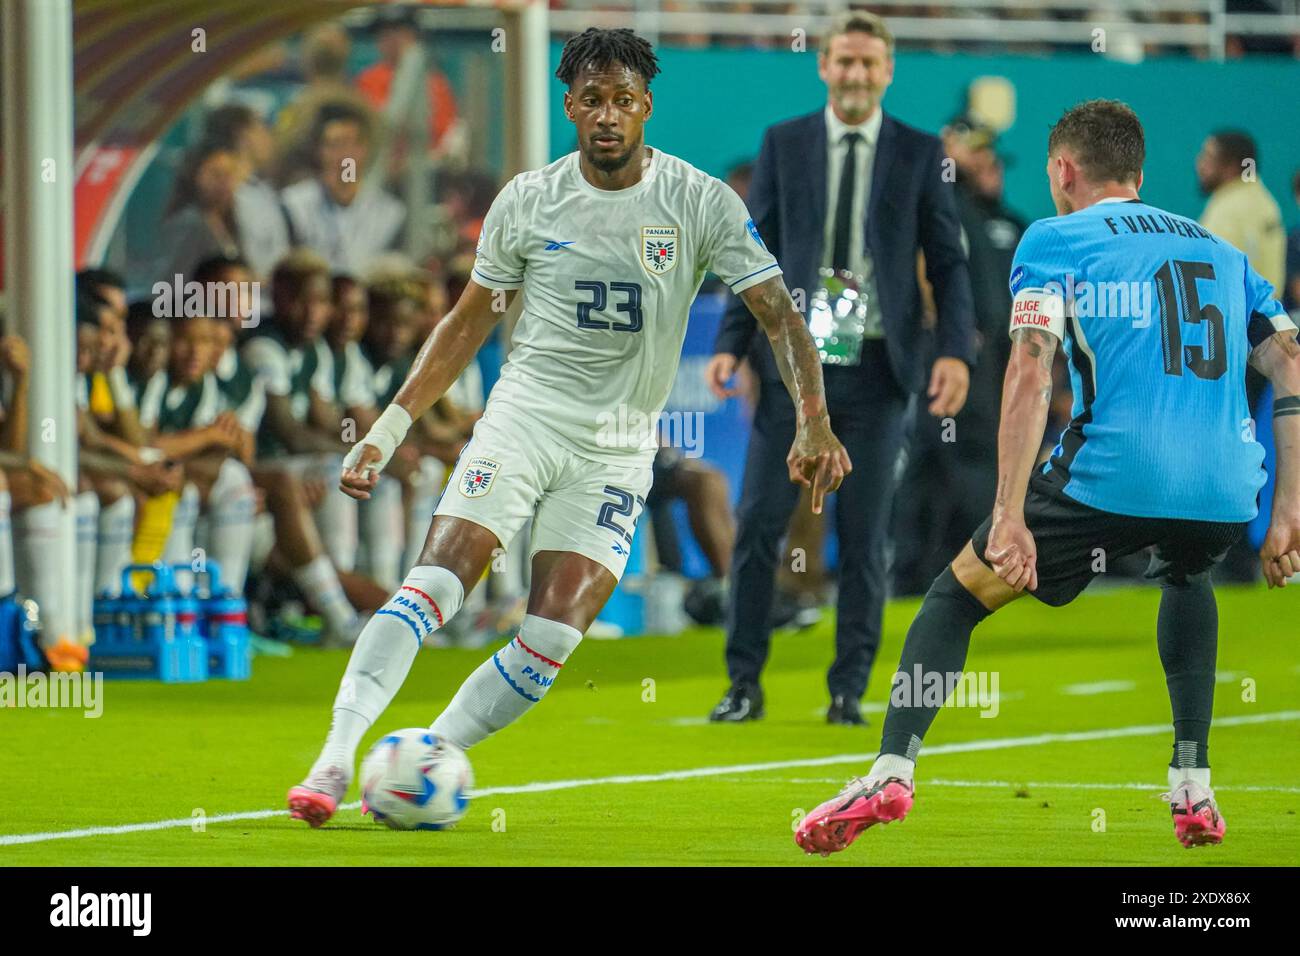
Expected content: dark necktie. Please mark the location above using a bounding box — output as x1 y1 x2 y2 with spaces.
831 131 863 273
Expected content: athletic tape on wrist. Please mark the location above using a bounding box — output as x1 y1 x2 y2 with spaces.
344 404 413 477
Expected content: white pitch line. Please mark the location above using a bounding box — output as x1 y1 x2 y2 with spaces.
2 709 1296 848
1060 680 1137 696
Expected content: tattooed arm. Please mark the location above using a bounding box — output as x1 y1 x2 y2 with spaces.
985 326 1058 592
1249 328 1300 586
738 275 852 513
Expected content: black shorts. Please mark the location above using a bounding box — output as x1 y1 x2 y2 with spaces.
969 472 1246 607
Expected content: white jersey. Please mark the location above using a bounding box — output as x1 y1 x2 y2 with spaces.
471 147 780 465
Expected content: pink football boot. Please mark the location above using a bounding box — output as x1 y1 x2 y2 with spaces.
796 776 914 856
1163 779 1225 848
287 766 350 828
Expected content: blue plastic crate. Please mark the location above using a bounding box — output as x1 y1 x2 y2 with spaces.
0 596 42 673
184 561 251 681
89 564 204 682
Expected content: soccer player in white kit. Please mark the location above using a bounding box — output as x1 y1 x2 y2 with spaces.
289 27 852 827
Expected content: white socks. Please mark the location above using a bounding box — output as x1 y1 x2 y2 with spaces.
358 476 404 591
0 491 14 597
431 614 583 749
15 500 72 641
312 565 465 773
95 495 136 595
868 753 916 785
291 554 358 633
1168 765 1210 789
74 492 99 636
204 458 256 593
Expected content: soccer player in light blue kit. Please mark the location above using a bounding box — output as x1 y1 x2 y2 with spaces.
797 100 1300 854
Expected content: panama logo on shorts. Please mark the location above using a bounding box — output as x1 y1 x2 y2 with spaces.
459 457 500 498
642 226 678 275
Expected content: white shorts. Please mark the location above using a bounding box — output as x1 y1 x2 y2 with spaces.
433 405 652 581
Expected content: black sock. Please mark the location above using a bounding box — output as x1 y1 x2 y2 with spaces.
879 567 991 759
1157 575 1217 771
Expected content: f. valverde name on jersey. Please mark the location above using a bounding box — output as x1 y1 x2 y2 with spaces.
468 147 781 466
1008 197 1296 523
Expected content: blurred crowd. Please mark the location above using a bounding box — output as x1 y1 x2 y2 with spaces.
146 8 490 293
4 8 522 660
551 1 1300 58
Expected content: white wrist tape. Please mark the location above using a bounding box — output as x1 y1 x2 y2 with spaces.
344 404 413 477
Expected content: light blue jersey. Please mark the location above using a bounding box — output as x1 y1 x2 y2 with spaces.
1008 197 1296 522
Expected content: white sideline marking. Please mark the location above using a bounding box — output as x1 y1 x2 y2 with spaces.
1060 680 1137 695
2 709 1296 848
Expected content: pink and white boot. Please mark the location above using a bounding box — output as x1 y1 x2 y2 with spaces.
1163 777 1225 848
795 776 915 856
287 766 351 829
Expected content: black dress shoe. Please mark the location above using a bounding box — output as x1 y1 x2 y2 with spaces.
826 695 867 726
709 683 765 722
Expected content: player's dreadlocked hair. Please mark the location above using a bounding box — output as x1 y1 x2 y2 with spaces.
555 28 659 89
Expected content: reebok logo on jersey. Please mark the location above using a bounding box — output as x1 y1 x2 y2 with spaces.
642 226 678 274
459 457 501 498
543 239 575 251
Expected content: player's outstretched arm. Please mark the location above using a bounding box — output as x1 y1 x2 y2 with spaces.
986 326 1057 592
340 280 516 500
1249 328 1300 586
738 275 851 514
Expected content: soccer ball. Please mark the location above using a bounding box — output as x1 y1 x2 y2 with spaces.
360 729 473 831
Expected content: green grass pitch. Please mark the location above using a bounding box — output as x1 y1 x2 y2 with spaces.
2 582 1297 866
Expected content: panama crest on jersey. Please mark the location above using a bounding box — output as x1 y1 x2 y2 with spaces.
641 226 679 275
459 456 500 498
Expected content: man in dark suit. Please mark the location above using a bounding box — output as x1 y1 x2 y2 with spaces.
706 11 976 725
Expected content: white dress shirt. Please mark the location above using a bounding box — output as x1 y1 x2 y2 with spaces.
280 178 406 277
235 176 291 279
822 104 885 337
